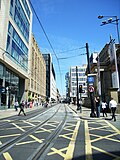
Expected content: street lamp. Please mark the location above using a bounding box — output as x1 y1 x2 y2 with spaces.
98 15 120 45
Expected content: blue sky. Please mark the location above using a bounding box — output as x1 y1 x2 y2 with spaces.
30 0 120 95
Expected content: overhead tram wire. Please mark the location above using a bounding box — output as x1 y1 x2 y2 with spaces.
29 0 63 94
58 53 86 60
57 46 86 60
29 1 58 60
58 46 86 54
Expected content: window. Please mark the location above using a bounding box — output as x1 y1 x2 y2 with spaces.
6 35 10 52
0 0 1 9
10 0 30 43
21 0 30 19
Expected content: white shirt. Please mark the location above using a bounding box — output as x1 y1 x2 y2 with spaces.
102 102 107 109
109 100 117 108
14 101 19 106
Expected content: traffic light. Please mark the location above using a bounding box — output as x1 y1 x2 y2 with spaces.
79 85 82 93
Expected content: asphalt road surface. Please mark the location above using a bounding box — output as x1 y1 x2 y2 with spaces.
0 103 120 160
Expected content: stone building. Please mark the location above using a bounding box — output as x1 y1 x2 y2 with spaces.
25 34 46 104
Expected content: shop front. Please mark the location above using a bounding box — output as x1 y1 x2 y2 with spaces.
0 63 25 108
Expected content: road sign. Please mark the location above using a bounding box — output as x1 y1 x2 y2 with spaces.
0 87 5 93
88 86 94 92
87 76 94 83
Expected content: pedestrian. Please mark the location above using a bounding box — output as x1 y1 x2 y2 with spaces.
95 96 101 118
14 100 19 111
18 100 26 116
25 100 28 108
101 100 107 117
109 97 117 121
29 101 33 108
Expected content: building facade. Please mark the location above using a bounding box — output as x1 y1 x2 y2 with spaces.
65 72 69 98
89 43 120 103
69 65 87 103
0 0 32 107
25 34 46 104
43 54 57 102
51 64 57 102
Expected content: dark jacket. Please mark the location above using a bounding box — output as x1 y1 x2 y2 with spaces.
19 102 24 110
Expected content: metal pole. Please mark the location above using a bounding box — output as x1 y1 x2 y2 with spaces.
86 43 95 117
86 43 90 74
116 16 120 45
76 66 79 110
97 53 101 96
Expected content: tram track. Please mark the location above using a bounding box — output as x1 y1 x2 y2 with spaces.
0 105 54 128
28 104 67 160
0 104 62 156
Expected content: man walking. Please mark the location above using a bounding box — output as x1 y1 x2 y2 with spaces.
18 100 26 116
95 96 101 118
14 100 19 111
109 97 117 121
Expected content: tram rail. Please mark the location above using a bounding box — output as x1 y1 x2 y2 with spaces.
0 104 62 155
28 105 67 160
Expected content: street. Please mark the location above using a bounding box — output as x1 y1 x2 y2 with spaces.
0 104 120 160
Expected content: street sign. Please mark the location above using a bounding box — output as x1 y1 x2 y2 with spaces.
0 87 5 93
87 76 94 83
88 86 94 92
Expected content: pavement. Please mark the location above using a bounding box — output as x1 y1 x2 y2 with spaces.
0 105 43 119
0 103 120 130
69 103 120 131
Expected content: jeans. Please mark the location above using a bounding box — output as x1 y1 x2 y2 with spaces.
96 106 100 117
111 107 116 121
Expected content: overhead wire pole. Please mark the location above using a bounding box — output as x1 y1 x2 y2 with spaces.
29 0 63 95
86 43 95 117
76 66 79 110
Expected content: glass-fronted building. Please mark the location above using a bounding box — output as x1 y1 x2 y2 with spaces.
0 0 32 107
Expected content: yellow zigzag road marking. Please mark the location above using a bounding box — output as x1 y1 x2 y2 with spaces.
85 120 93 160
88 120 105 124
29 135 43 143
48 147 68 157
16 139 44 145
12 123 25 132
59 133 73 140
16 140 36 145
23 120 36 126
35 129 54 133
92 146 120 159
64 120 80 160
64 128 74 132
3 152 12 160
105 120 120 134
0 134 20 138
36 127 52 133
89 125 109 131
48 121 80 159
89 127 116 133
91 133 118 143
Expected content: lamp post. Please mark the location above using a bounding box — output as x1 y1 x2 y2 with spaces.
98 15 120 45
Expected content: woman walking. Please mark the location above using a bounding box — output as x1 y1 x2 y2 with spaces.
101 100 107 117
